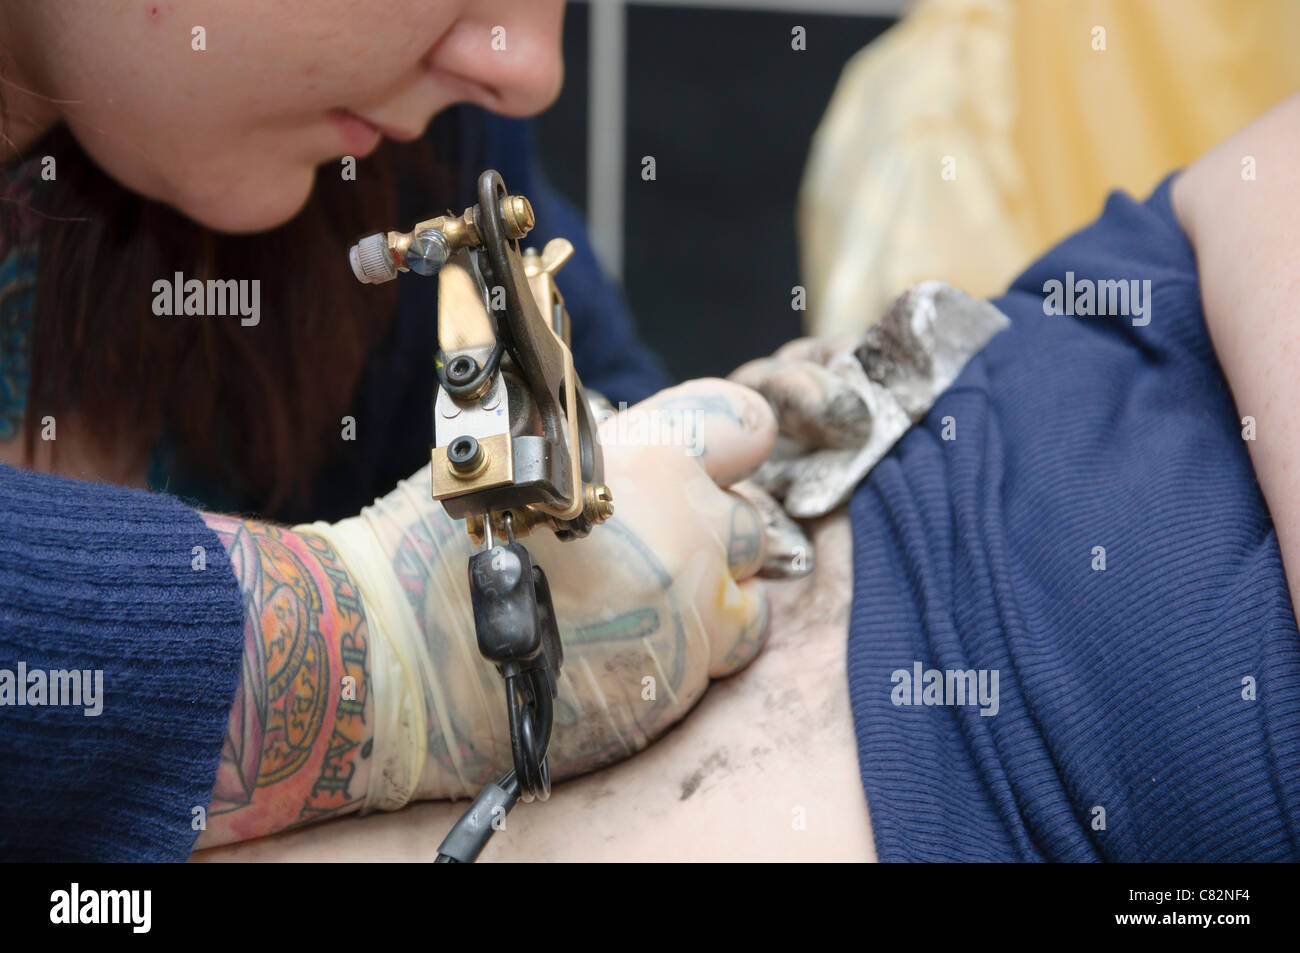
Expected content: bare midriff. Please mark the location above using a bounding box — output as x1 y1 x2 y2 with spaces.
193 511 875 862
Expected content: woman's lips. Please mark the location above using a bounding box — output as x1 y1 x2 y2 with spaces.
329 108 423 155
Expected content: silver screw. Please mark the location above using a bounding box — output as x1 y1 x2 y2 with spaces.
407 228 451 277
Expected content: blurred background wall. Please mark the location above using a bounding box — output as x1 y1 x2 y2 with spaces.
536 0 1300 382
534 0 902 382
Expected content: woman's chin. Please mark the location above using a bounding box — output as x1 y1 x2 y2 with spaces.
171 167 318 235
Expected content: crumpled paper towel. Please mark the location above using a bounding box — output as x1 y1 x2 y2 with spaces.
730 281 1010 519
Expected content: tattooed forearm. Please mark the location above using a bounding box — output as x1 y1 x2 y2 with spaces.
196 515 374 847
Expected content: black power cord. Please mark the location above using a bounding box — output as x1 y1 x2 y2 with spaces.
433 670 554 862
433 772 521 863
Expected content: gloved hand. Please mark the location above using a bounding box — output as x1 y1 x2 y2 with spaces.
729 281 1010 518
296 378 809 807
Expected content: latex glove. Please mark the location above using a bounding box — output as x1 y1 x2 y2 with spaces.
296 378 807 807
729 281 1009 518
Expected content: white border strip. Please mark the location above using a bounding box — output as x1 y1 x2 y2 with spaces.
588 0 627 280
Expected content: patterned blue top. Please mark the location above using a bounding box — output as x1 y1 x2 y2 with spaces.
0 171 36 443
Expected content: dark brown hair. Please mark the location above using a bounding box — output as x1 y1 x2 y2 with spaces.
4 122 447 515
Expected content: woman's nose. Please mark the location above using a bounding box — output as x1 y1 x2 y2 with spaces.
427 0 566 118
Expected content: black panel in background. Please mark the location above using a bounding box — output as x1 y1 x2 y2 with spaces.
535 2 589 217
536 4 893 382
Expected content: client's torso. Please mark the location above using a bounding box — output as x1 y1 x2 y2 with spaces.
194 510 870 862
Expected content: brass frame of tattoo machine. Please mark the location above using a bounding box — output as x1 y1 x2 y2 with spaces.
349 170 613 546
347 169 611 862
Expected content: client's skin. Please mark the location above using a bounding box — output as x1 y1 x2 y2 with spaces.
200 90 1300 862
196 512 871 861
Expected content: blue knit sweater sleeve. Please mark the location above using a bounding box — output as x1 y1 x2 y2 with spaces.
0 464 245 861
846 175 1300 861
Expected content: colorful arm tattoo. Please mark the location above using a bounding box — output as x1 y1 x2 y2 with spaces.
196 515 374 847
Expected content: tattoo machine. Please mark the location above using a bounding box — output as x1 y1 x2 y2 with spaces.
348 169 612 862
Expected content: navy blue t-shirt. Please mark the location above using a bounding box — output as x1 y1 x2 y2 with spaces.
846 175 1300 861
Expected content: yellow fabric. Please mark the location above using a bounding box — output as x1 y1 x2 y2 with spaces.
799 0 1300 336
